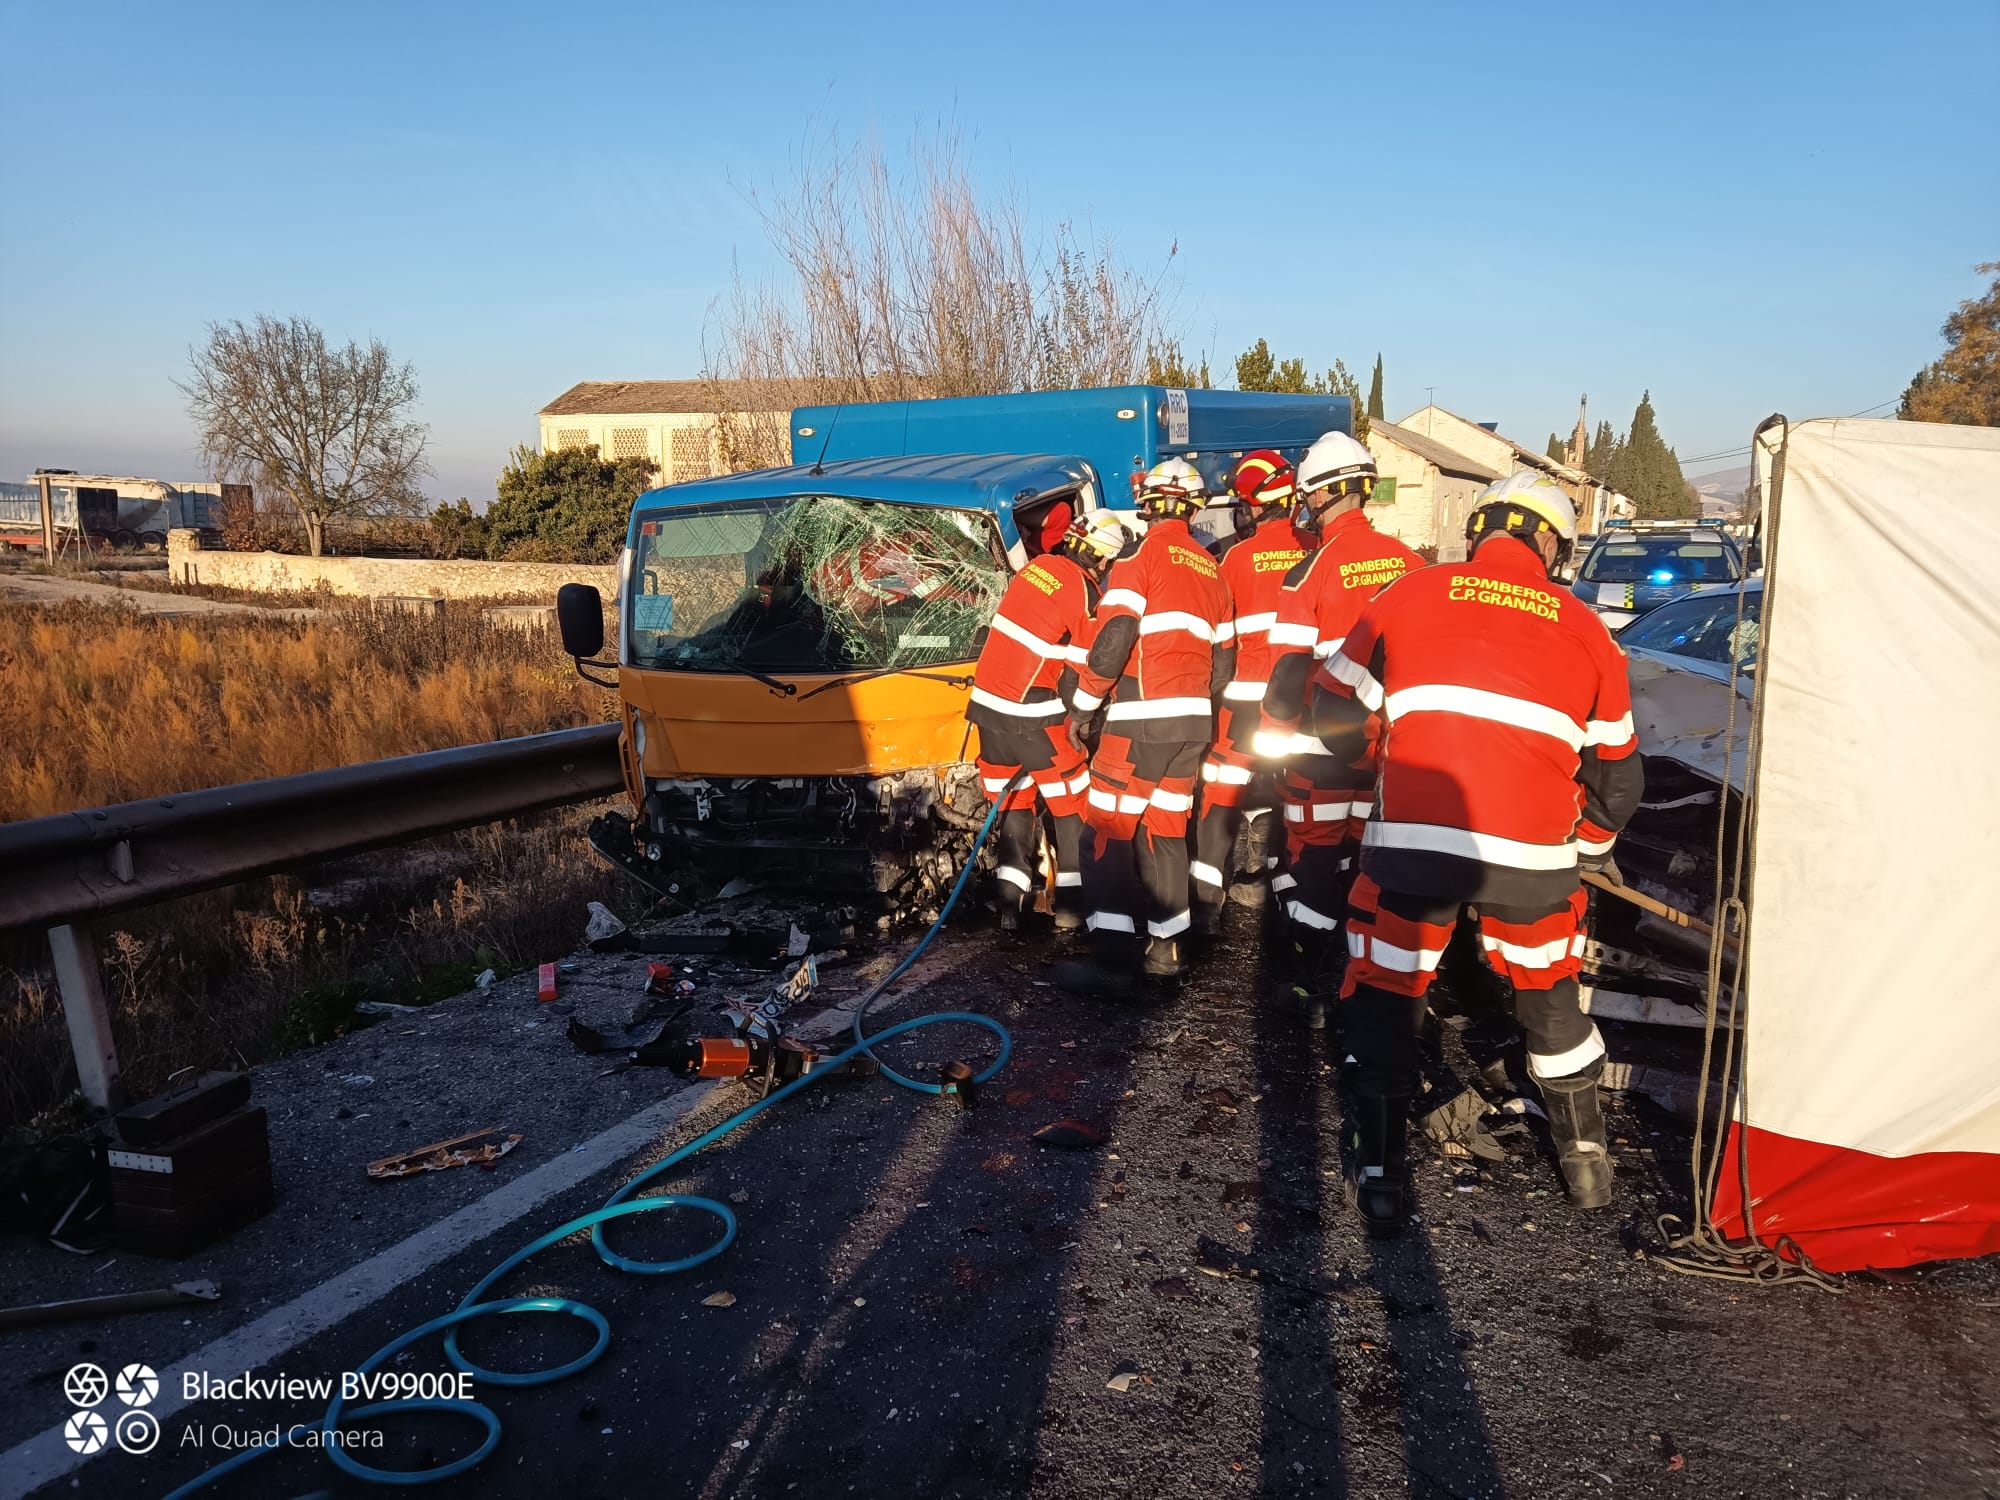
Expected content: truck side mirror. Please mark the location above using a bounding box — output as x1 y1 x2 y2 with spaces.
557 583 604 659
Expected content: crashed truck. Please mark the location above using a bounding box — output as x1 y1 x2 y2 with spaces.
556 386 1350 915
1610 415 2000 1272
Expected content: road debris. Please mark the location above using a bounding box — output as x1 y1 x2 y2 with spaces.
0 1278 221 1332
366 1127 522 1180
1106 1360 1142 1393
537 963 559 1003
1031 1119 1106 1150
475 968 496 990
585 901 628 947
701 1291 737 1308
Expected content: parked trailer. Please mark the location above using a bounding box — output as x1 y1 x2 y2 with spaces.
0 476 242 552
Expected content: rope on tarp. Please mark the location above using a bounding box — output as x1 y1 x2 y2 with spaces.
1650 415 1846 1293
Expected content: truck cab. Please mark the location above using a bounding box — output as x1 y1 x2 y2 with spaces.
562 387 1356 911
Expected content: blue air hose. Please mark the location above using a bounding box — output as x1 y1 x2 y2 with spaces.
164 801 1006 1496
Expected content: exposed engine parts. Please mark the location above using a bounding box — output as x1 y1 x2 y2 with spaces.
591 765 988 917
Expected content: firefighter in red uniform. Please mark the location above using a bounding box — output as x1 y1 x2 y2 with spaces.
1191 451 1316 933
1258 433 1424 1018
967 505 1129 931
1058 459 1234 992
1310 471 1644 1236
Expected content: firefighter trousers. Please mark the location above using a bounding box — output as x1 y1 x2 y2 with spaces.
1081 733 1204 963
1193 697 1276 925
1338 873 1606 1093
977 721 1091 922
1273 751 1373 981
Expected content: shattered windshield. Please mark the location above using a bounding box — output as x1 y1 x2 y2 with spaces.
1582 535 1741 585
627 495 1009 675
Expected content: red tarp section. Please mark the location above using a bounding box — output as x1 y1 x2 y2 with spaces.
1710 1124 2000 1272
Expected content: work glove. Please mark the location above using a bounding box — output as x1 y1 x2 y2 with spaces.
1070 705 1106 749
1579 850 1624 885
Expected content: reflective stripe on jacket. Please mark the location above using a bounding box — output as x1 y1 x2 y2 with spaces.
1311 534 1643 905
968 552 1096 731
1073 519 1234 742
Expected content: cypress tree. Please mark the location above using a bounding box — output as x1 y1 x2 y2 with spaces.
1547 433 1566 462
1622 391 1693 519
1367 355 1385 420
1587 419 1617 477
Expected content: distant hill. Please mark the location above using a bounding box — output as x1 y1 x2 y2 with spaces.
1689 464 1750 503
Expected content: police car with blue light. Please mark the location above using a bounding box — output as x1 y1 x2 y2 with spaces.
1568 521 1746 632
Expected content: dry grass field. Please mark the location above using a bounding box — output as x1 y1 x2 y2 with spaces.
0 600 637 1128
0 599 597 819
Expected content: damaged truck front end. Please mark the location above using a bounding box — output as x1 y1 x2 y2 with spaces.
560 454 1097 915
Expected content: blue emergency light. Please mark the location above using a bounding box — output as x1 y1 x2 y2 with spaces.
1650 568 1675 585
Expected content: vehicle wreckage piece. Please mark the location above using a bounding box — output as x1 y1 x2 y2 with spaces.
366 1128 522 1181
594 764 986 911
0 1278 221 1332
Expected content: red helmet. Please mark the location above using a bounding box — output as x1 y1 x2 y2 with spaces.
1037 500 1074 554
1231 450 1296 508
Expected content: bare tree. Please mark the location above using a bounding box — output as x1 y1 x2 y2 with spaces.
702 133 1182 470
180 316 430 556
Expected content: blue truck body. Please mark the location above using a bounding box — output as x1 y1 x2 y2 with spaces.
623 452 1092 565
789 386 1354 517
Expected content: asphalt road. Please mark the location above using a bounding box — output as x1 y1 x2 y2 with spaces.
13 906 1999 1499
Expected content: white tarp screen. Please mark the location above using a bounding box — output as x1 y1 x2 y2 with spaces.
1744 417 2000 1159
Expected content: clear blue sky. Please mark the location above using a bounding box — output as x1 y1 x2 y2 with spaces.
2 0 1994 503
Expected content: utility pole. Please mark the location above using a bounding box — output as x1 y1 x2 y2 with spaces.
37 472 55 558
1425 388 1436 436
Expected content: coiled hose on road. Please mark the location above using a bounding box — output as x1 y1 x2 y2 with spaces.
165 801 1008 1496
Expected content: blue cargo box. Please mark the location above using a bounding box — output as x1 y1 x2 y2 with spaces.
790 386 1353 515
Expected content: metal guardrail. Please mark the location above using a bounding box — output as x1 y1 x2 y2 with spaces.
0 723 625 935
3 723 627 1111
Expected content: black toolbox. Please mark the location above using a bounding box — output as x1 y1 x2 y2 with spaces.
114 1070 252 1147
109 1105 273 1258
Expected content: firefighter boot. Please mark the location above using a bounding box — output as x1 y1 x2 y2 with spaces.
1049 814 1087 932
1346 1082 1411 1239
994 808 1037 935
1051 928 1139 1001
1230 808 1277 909
1191 802 1240 937
1142 934 1186 980
1537 1061 1613 1210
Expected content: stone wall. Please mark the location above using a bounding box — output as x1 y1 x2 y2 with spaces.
166 531 618 601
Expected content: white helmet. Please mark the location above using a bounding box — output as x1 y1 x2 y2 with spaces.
1135 457 1207 518
1467 469 1577 544
1063 507 1132 563
1296 431 1376 495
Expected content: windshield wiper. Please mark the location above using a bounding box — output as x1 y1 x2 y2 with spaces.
798 666 974 702
739 665 798 697
657 650 796 696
